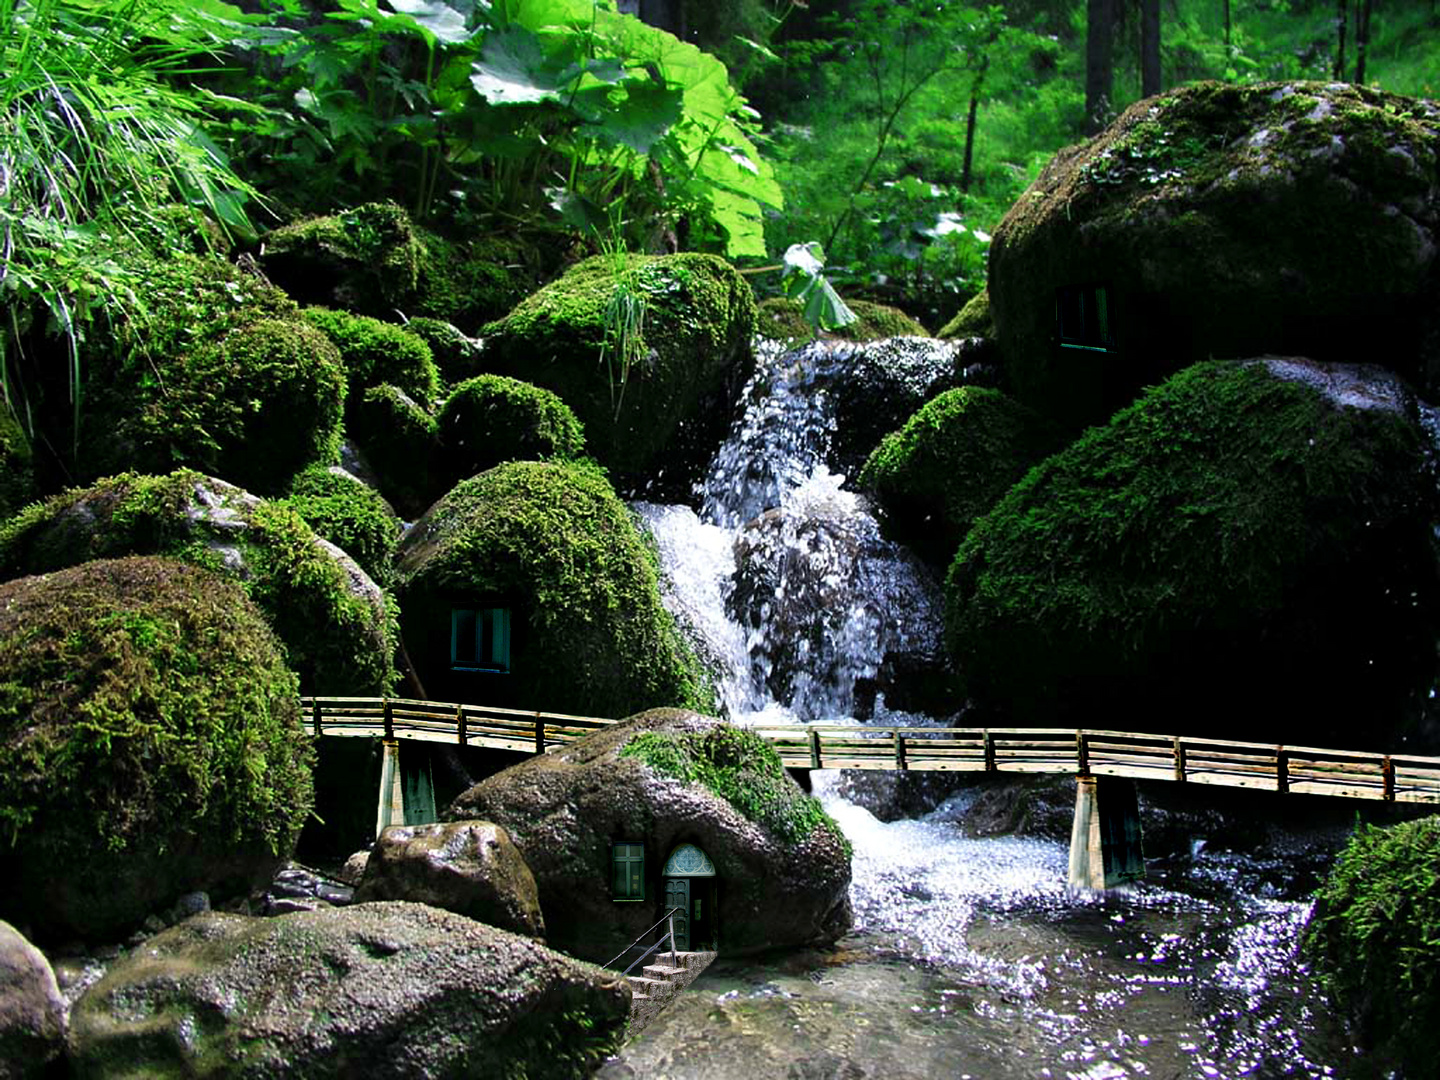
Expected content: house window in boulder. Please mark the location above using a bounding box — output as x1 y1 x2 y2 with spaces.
613 842 644 901
1056 284 1113 351
450 607 510 673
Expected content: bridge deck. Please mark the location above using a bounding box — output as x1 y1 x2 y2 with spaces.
302 697 1440 805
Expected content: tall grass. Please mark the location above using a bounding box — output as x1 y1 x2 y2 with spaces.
0 0 261 462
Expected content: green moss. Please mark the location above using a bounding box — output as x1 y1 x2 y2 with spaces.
261 201 425 316
945 361 1436 737
858 387 1060 568
395 460 713 718
0 404 37 521
413 231 543 333
0 556 313 940
757 297 928 347
404 317 485 388
937 289 992 340
619 726 845 850
756 297 814 347
282 465 399 587
349 384 440 518
435 376 585 491
0 470 397 695
1303 816 1440 1073
302 307 439 408
482 253 756 479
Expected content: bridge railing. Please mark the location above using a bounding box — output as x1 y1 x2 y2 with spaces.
302 697 1440 805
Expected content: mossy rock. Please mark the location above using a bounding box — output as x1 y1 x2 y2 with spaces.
435 375 585 494
482 253 756 485
349 384 440 519
80 253 340 496
303 307 440 409
282 464 399 587
757 297 928 348
990 81 1440 432
0 405 37 521
937 288 992 340
0 471 396 695
945 359 1440 742
404 316 485 387
395 460 713 718
1303 815 1440 1074
858 387 1061 568
416 231 546 333
0 556 313 942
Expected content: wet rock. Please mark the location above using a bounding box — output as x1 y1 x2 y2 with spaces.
68 902 630 1080
338 850 371 886
0 920 65 1079
830 771 978 824
354 821 544 938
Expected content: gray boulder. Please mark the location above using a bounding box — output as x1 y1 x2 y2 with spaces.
446 709 852 964
0 921 65 1079
354 821 545 938
68 903 629 1080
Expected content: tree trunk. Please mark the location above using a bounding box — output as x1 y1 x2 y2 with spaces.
1334 0 1348 80
1355 0 1373 84
1085 0 1116 135
1140 0 1161 97
962 91 981 193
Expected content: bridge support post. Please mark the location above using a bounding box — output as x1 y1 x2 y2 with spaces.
1068 775 1145 891
376 738 405 838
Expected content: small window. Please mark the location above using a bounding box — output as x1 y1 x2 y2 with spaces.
1056 284 1113 352
612 842 644 901
451 607 510 673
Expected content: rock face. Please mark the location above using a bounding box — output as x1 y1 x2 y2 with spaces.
946 358 1440 745
446 709 852 964
68 903 630 1080
0 920 65 1079
990 81 1440 431
394 460 712 716
0 470 395 695
482 253 756 488
354 821 545 938
0 557 313 942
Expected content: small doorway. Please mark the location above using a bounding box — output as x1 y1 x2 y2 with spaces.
662 843 717 952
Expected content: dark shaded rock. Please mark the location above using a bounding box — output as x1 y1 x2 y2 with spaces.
937 288 992 341
349 384 440 520
0 920 65 1079
68 902 630 1079
355 821 544 937
829 771 977 824
446 709 851 964
990 81 1440 432
433 375 585 496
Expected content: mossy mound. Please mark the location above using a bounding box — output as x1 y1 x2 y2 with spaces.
945 359 1439 742
0 405 37 521
937 288 992 340
858 387 1061 568
1304 815 1440 1074
283 465 399 587
435 375 585 493
395 460 712 717
0 557 313 942
80 253 342 495
349 384 439 519
303 307 439 409
482 253 756 484
990 81 1440 431
756 297 928 348
0 471 396 695
404 317 485 387
417 231 546 332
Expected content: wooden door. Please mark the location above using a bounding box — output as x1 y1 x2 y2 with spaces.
663 878 690 951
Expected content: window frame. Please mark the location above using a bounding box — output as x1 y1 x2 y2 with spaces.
1056 283 1114 353
450 606 511 674
611 841 645 902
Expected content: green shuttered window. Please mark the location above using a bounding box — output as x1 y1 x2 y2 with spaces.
451 607 510 673
612 842 644 901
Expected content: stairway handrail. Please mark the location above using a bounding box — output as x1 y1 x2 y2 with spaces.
604 907 682 972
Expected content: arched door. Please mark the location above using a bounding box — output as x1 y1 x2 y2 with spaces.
662 843 716 952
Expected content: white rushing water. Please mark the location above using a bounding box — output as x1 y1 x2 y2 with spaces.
614 338 1343 1079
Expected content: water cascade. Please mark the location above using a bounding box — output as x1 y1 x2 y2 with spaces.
611 338 1345 1078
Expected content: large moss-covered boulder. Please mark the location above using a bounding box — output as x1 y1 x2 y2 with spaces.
1303 816 1440 1075
937 288 991 341
858 387 1061 568
394 460 711 716
282 464 399 587
434 375 585 495
446 709 852 963
349 384 440 520
482 253 756 487
756 297 928 348
990 81 1440 431
0 557 313 942
81 253 343 495
302 307 440 410
68 903 629 1079
946 359 1440 743
0 471 395 694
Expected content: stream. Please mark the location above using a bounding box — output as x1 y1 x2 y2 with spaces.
599 339 1355 1079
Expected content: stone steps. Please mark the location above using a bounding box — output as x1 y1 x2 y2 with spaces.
624 949 716 1035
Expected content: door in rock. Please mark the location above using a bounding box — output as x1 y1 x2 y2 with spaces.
664 877 690 950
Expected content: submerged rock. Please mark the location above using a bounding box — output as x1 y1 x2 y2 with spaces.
0 920 66 1078
68 902 629 1079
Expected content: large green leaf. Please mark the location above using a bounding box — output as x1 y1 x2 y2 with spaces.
385 0 472 45
596 78 683 153
469 24 565 104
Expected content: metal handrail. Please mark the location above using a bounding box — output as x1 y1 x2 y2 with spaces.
604 907 681 973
